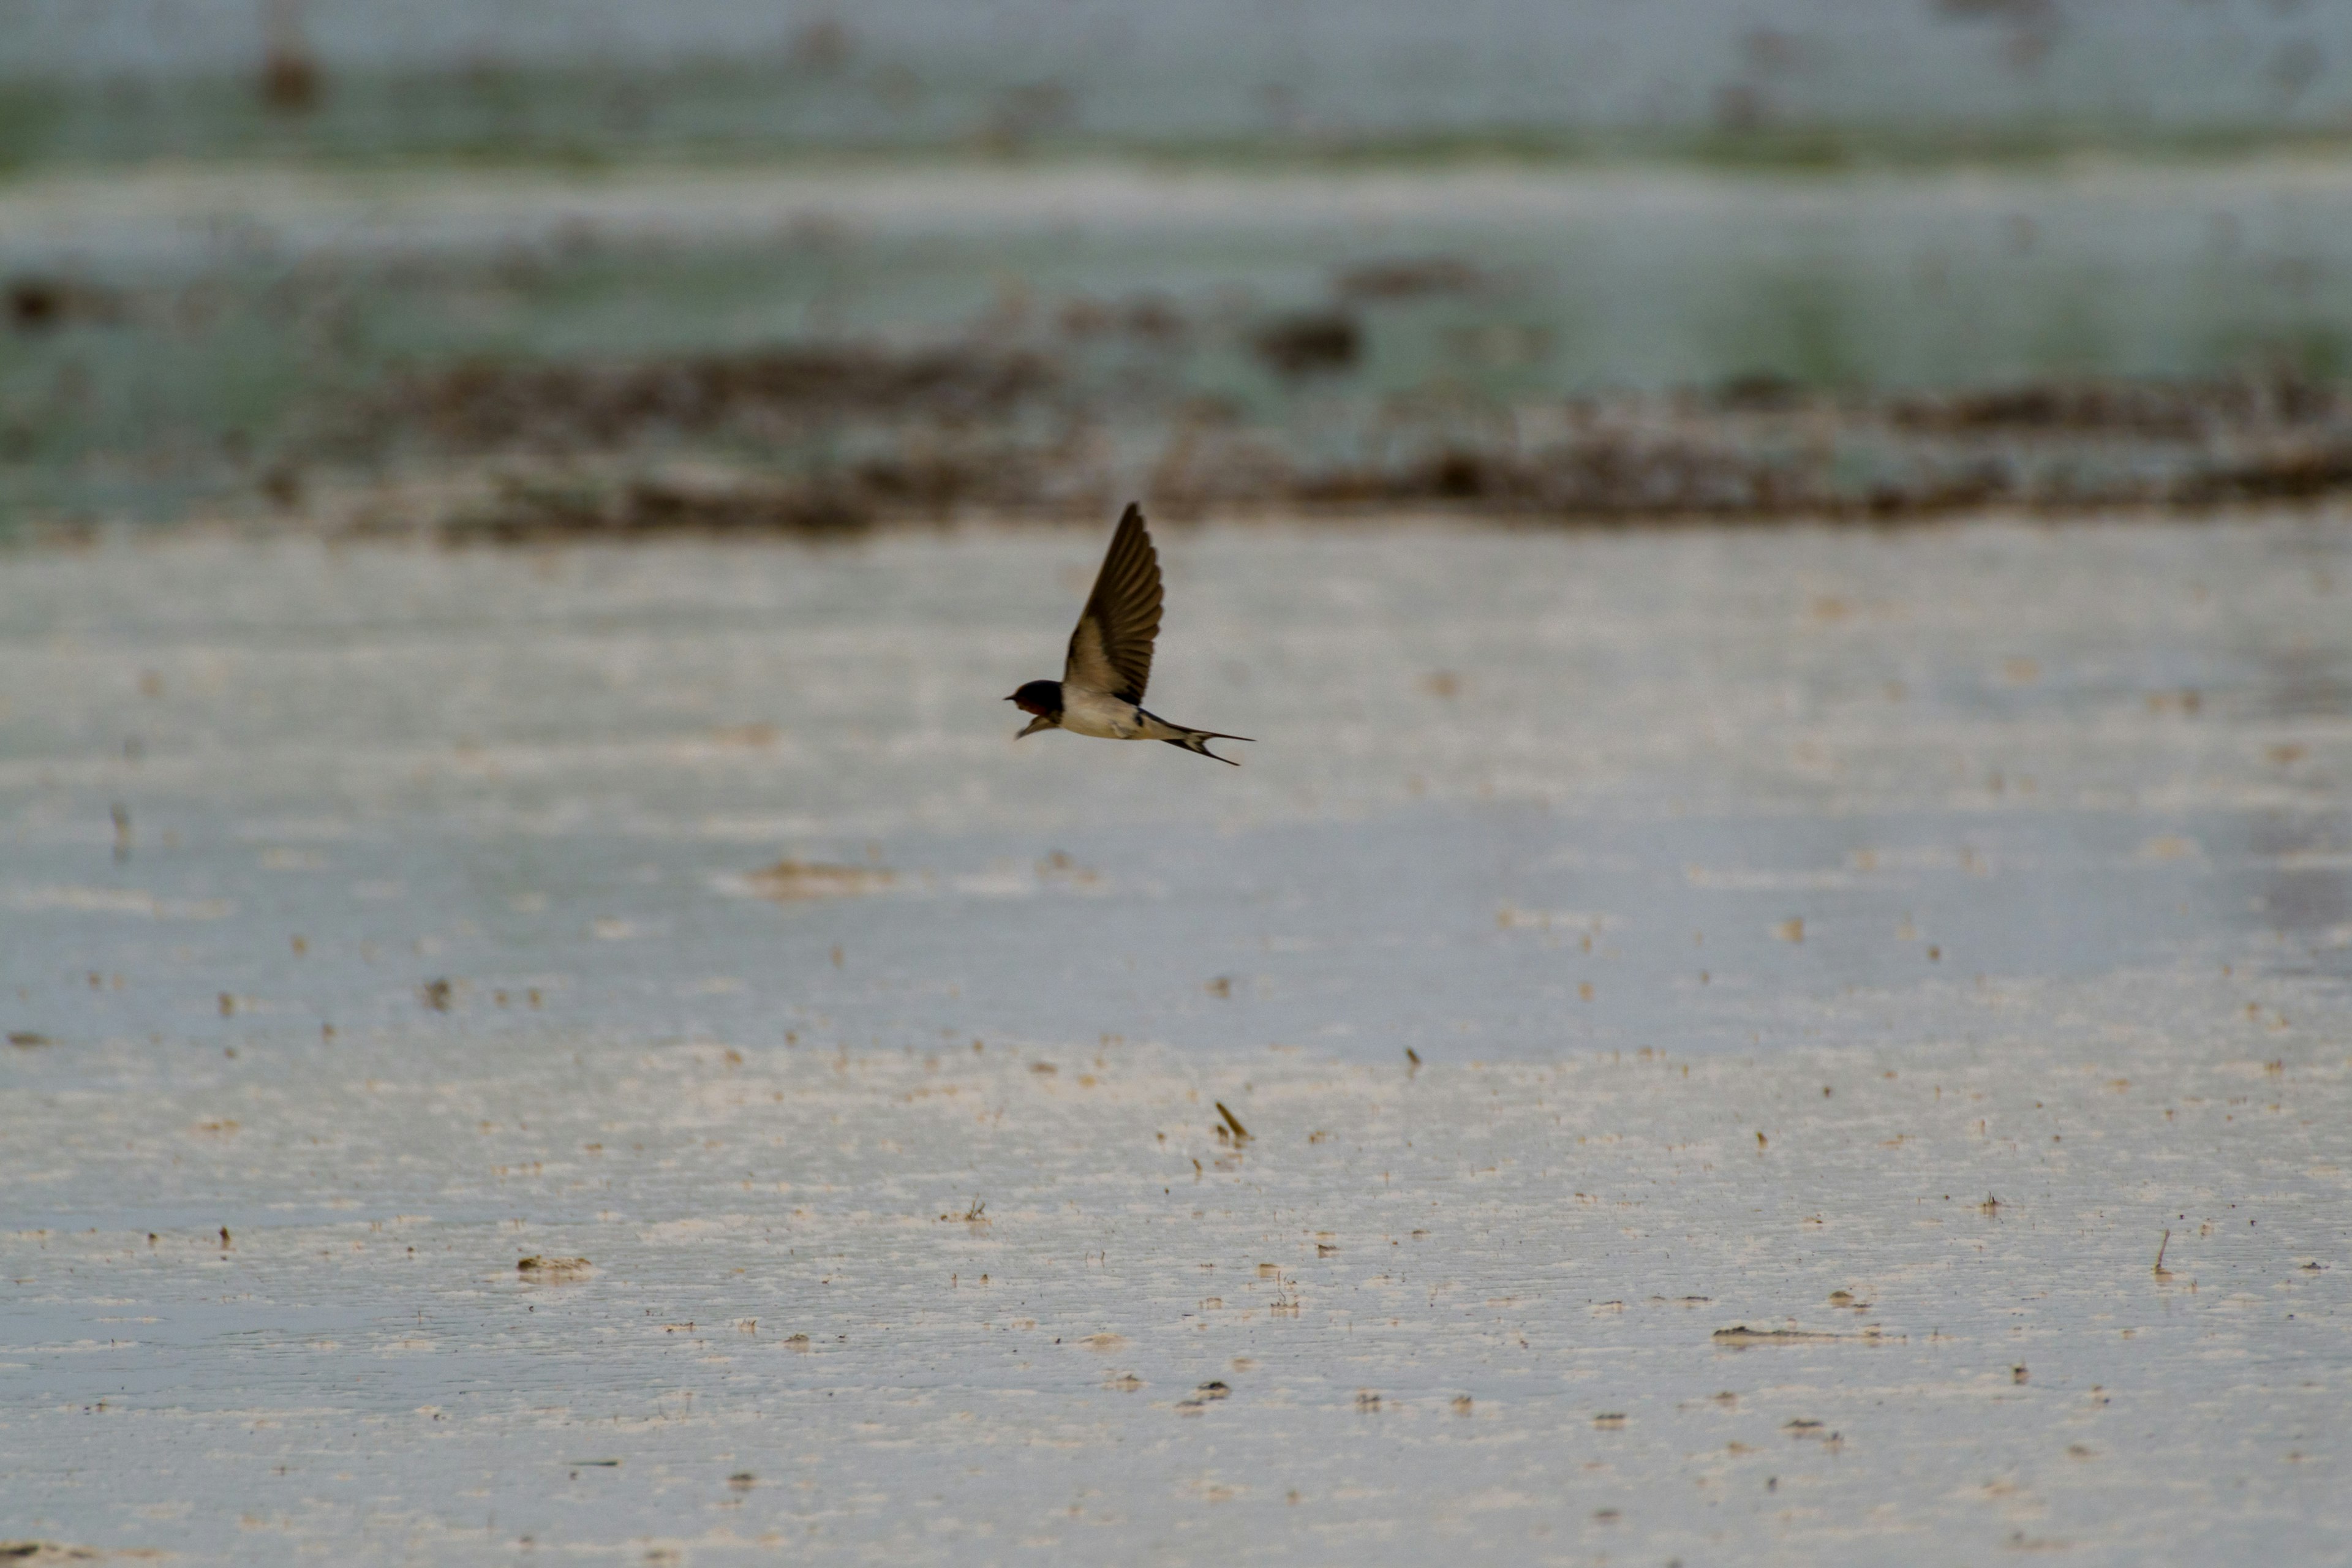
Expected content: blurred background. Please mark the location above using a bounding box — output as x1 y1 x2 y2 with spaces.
9 0 2352 534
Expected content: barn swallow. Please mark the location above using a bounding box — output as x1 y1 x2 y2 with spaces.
1008 504 1253 764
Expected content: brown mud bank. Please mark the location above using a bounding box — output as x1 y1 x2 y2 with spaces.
306 348 2352 543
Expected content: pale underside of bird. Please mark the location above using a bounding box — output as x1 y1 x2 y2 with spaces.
1006 503 1253 764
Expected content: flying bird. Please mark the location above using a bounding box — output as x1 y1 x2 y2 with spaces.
1008 504 1252 764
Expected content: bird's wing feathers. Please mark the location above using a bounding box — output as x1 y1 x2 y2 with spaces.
1063 503 1163 703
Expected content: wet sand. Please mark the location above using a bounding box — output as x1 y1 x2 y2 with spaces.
2 513 2349 1561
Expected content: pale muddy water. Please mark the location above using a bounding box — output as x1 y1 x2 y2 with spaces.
2 514 2350 1562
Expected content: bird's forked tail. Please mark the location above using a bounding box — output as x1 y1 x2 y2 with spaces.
1161 726 1253 766
1134 707 1252 764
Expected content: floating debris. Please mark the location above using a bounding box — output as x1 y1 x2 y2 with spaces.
1175 1380 1232 1412
741 861 895 902
1252 311 1361 378
1711 1325 1869 1347
6 276 124 333
516 1256 594 1280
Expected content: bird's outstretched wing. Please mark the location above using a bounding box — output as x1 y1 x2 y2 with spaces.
1063 503 1163 703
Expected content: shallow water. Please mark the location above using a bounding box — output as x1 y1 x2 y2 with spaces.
2 514 2350 1561
10 0 2352 151
6 515 2351 1063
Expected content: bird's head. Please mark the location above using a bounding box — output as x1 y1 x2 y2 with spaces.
1008 679 1062 738
1007 680 1062 717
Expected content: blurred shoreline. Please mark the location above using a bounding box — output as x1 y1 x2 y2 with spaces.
13 0 2352 541
11 152 2352 538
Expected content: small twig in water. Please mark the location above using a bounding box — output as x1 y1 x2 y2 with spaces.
2153 1228 2172 1277
1215 1101 1251 1142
